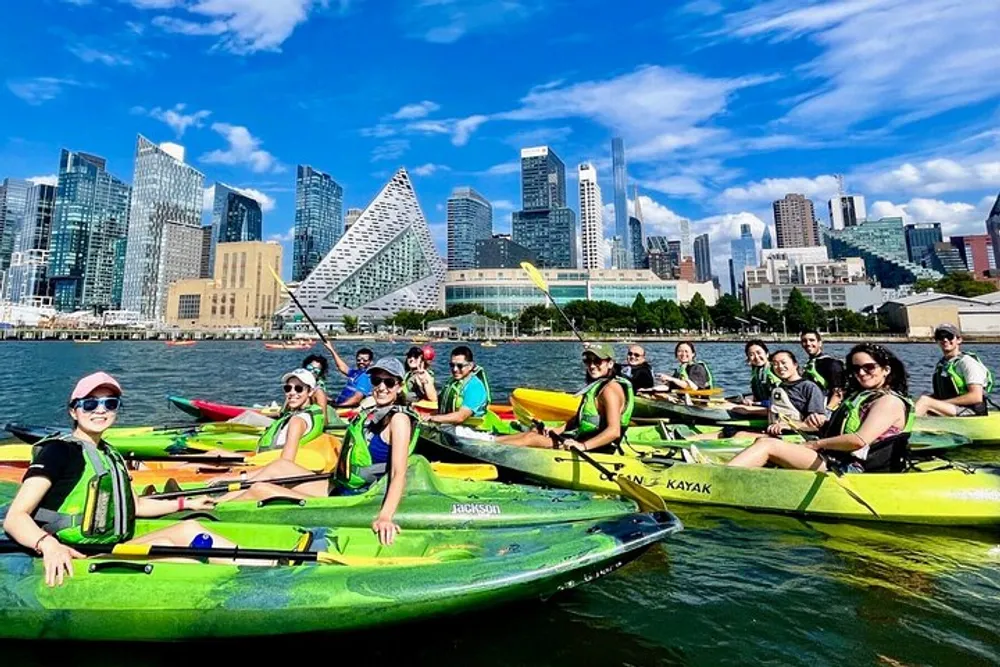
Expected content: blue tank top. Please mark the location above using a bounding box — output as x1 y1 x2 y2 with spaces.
367 428 391 464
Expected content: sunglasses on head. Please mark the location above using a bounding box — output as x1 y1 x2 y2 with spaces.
283 383 308 394
850 362 881 376
371 376 399 389
72 396 121 412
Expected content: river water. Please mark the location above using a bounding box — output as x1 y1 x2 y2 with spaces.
3 340 1000 664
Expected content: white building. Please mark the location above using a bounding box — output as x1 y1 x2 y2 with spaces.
120 136 204 321
747 283 883 312
578 162 603 270
829 194 867 230
679 218 692 259
279 169 446 325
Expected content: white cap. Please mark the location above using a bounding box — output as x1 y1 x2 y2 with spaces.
281 368 317 389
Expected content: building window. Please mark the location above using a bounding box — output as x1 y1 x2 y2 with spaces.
178 294 201 319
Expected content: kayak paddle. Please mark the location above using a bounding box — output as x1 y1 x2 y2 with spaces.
520 261 584 342
148 473 333 500
266 264 330 346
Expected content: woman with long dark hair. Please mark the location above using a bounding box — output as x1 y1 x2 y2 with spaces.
656 341 714 391
727 344 911 472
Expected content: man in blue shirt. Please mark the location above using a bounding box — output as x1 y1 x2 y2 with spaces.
427 345 489 424
323 342 374 407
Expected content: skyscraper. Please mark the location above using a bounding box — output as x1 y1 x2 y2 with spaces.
578 162 603 270
208 183 263 275
611 137 630 268
950 234 997 277
904 222 942 267
293 165 344 282
986 192 1000 271
761 225 773 250
693 233 711 282
446 187 493 270
0 178 31 273
773 194 819 247
120 136 204 320
199 225 213 278
729 223 757 300
828 194 867 230
344 208 363 231
512 147 576 268
628 216 645 269
5 183 55 304
679 218 692 259
48 150 131 312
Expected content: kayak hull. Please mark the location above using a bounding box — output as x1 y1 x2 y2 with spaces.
0 513 679 641
423 426 1000 526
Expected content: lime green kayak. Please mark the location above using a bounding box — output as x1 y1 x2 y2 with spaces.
0 512 679 641
914 413 1000 446
422 425 1000 525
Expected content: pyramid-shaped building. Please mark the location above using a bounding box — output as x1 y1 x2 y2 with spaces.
281 168 446 324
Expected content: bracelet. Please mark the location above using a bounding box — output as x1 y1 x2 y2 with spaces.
178 496 185 511
34 533 51 554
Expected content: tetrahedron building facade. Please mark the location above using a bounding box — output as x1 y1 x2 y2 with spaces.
283 169 446 324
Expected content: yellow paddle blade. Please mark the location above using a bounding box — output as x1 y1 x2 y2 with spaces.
616 477 668 513
110 543 154 557
520 261 549 293
430 462 498 481
412 399 439 412
0 444 33 463
677 388 723 397
317 552 443 567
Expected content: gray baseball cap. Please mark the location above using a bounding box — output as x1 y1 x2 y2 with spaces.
369 357 405 379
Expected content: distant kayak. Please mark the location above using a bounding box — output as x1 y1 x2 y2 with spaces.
264 341 314 350
165 340 196 347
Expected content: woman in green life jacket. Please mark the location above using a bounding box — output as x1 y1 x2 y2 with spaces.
302 354 330 415
728 344 911 472
497 343 633 452
740 340 780 406
656 341 714 391
2 373 231 587
221 358 416 546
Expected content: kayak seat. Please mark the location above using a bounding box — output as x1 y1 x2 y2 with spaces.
858 433 912 473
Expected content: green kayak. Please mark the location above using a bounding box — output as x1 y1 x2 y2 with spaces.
0 513 679 641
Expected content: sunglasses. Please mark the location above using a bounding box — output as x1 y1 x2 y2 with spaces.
450 362 470 369
371 376 399 389
850 362 881 376
356 357 372 364
72 397 121 412
582 355 606 366
626 352 642 358
305 364 322 372
935 334 955 342
283 383 308 394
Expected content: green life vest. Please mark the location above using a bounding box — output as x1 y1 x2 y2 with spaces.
674 360 714 389
403 368 436 402
31 436 136 545
750 364 781 402
570 376 635 441
932 352 995 401
825 389 915 438
803 354 833 391
440 365 491 415
336 405 420 490
256 404 325 454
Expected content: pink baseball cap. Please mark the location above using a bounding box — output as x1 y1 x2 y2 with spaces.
70 372 122 402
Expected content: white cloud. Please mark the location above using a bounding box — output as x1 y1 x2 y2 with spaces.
268 226 295 243
721 0 1000 130
360 124 398 138
6 77 80 105
479 161 521 177
148 103 212 137
721 174 840 203
390 100 440 120
863 158 1000 197
140 0 327 54
200 123 283 173
401 0 544 44
869 197 991 237
451 115 489 146
492 199 516 211
27 175 58 187
204 184 277 213
371 139 410 162
504 126 573 148
642 176 710 198
680 0 723 15
410 163 449 177
67 45 132 66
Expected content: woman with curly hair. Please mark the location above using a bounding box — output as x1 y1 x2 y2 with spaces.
727 344 912 473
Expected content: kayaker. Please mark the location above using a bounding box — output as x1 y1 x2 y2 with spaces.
219 358 417 546
302 354 330 414
323 342 374 407
915 323 994 417
799 330 844 411
741 340 780 406
727 344 911 472
2 372 236 587
621 345 655 392
424 346 491 425
729 350 827 436
656 341 713 391
403 345 438 404
497 343 633 452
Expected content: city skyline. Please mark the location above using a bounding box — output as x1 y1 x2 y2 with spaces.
1 1 999 283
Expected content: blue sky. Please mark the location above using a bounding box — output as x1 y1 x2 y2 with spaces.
2 0 999 281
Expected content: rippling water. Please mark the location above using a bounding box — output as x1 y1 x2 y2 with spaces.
3 339 1000 664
